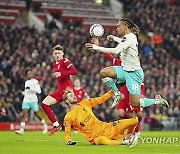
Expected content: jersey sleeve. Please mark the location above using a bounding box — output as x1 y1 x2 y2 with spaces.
61 58 78 76
64 114 72 142
103 52 114 63
114 58 121 66
93 36 131 54
113 36 122 43
63 58 73 69
103 53 121 66
81 90 113 108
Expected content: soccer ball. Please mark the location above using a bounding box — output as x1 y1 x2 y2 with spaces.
89 24 104 37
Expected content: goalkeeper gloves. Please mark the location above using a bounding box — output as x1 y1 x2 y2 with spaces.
66 141 76 145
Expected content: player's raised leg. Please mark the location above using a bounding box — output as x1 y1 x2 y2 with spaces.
130 95 169 108
100 66 124 107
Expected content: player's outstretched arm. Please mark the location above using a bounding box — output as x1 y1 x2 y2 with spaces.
91 37 121 65
61 65 78 76
85 43 121 55
64 116 73 143
85 35 131 54
87 90 114 108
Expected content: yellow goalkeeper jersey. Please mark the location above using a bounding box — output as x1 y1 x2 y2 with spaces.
64 90 113 142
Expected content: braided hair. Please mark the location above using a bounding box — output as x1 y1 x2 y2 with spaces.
120 18 140 35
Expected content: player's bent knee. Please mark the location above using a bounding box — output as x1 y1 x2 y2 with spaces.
41 101 49 106
100 69 107 78
42 96 57 105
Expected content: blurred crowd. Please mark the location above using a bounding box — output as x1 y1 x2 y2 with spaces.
0 0 179 124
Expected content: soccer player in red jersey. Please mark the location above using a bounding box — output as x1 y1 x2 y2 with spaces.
41 45 78 135
73 78 89 102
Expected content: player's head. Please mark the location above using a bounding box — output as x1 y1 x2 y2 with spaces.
74 78 81 88
52 45 64 62
117 18 140 36
27 70 34 79
63 88 78 106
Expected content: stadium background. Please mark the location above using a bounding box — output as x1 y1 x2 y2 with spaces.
0 0 179 132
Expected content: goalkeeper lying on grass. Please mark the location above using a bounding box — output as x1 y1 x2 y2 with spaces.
63 88 139 148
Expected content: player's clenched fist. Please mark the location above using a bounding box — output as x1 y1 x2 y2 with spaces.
107 35 114 41
85 43 93 50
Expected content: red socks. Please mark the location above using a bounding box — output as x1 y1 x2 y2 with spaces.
41 103 56 123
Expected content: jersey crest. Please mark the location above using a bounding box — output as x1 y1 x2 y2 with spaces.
57 64 60 70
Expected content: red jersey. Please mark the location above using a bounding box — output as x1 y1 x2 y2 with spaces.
73 87 86 102
52 58 78 92
103 53 121 66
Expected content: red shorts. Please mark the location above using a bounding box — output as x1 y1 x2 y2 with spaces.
50 91 64 102
127 104 142 113
116 85 142 113
50 84 74 103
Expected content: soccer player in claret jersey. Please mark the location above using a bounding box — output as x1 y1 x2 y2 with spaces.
41 45 78 135
63 88 139 148
73 78 89 102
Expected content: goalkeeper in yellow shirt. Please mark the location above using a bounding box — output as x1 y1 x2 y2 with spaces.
63 88 139 148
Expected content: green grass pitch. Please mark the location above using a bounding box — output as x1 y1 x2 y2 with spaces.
0 131 180 154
